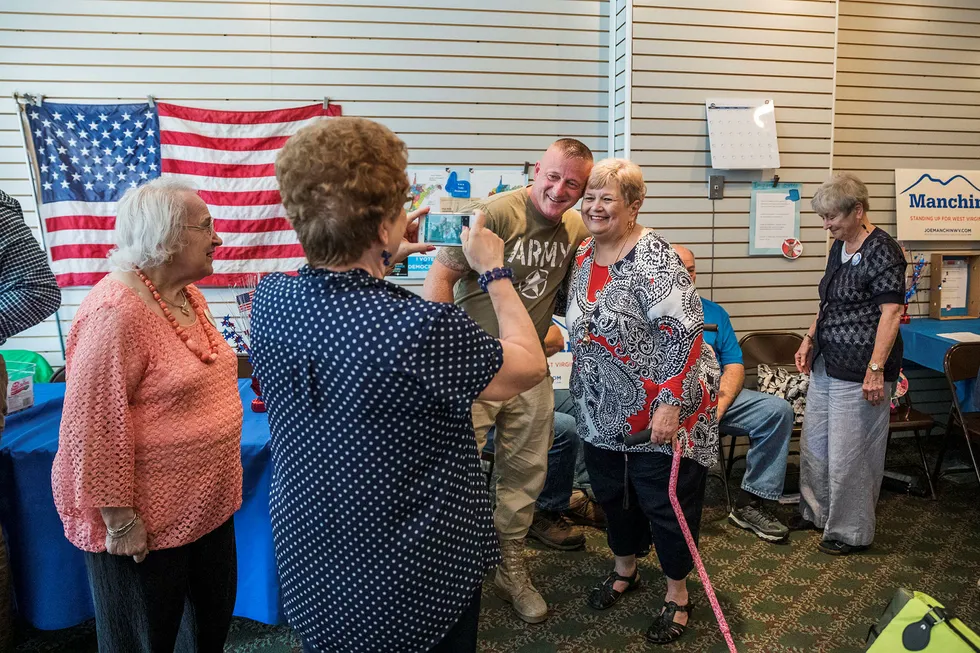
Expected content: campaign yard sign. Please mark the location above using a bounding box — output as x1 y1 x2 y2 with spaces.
896 169 980 241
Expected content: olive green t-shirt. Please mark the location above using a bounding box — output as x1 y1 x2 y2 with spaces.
437 186 590 342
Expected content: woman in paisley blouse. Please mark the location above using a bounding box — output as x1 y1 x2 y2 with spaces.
566 159 719 646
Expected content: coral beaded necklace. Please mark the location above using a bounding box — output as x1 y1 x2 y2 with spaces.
135 270 219 364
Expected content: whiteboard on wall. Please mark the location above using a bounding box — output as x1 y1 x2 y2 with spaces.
705 98 780 170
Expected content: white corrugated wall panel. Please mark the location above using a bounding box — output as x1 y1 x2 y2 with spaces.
612 0 628 157
834 0 980 426
0 1 610 365
631 0 838 336
835 0 980 321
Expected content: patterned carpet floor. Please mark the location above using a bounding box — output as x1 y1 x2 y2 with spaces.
14 443 980 652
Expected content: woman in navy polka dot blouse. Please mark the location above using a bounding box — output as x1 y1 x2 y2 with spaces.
251 117 548 653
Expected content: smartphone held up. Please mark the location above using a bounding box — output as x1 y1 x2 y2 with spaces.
419 213 472 246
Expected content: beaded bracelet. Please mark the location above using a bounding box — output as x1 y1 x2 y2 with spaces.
477 267 514 292
106 514 140 539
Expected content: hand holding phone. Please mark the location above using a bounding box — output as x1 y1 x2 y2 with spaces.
388 207 436 270
460 211 505 275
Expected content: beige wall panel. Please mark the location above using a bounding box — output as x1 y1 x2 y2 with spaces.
631 0 835 337
834 0 980 424
841 1 980 23
0 1 610 364
852 0 980 8
633 22 835 48
633 6 835 31
836 128 980 146
836 113 980 132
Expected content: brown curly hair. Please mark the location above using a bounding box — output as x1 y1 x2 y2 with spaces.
276 117 410 267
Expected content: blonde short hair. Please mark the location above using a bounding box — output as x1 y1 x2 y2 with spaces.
586 158 647 207
811 172 870 217
276 117 410 267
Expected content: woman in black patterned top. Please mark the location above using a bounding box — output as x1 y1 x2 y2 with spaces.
794 172 906 556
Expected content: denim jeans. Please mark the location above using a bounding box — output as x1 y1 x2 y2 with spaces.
535 411 580 512
720 388 795 501
554 389 591 490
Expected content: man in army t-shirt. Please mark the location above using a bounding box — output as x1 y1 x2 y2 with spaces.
423 139 592 624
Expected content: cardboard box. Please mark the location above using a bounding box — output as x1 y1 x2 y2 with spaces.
929 251 980 320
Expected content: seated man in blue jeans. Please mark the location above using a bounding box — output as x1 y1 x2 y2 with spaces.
514 325 605 550
675 246 793 542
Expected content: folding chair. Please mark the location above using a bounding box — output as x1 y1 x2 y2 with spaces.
886 392 937 500
933 342 980 489
718 331 804 484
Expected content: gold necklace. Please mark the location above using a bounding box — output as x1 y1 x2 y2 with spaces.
580 224 635 345
160 289 190 316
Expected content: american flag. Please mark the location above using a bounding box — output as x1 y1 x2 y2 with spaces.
26 100 341 287
235 290 254 320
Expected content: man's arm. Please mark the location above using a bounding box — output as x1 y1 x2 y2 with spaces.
716 362 745 421
543 323 563 357
422 257 465 304
0 193 61 344
705 298 743 420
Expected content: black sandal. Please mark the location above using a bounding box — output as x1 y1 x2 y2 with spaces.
586 568 641 610
645 600 694 644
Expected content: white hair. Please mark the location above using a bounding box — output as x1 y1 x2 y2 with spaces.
108 178 197 270
811 172 870 217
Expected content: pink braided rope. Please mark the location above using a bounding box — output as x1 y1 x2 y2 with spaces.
669 439 737 652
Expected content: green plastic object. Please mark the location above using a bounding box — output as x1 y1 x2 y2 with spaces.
867 589 980 652
0 350 55 383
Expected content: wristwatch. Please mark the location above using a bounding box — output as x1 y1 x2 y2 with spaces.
868 362 883 373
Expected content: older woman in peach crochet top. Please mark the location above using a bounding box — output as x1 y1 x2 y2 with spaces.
51 178 243 653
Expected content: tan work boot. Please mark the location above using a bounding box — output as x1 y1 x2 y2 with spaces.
494 538 548 623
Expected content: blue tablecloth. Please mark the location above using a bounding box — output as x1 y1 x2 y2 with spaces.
900 317 980 410
0 380 281 630
900 317 980 373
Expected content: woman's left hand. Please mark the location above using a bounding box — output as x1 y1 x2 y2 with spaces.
391 207 436 265
648 403 681 445
863 368 887 406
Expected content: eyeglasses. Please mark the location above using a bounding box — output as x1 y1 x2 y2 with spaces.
185 217 216 235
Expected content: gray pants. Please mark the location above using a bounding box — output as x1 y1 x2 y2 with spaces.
800 356 892 547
